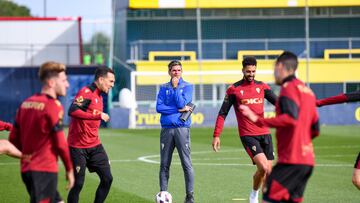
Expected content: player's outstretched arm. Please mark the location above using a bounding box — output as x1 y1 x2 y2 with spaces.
213 90 235 139
316 91 360 107
0 120 12 131
240 96 299 128
9 112 22 151
0 140 22 158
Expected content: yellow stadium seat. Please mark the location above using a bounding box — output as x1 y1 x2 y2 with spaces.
148 51 197 61
323 49 360 60
237 50 284 60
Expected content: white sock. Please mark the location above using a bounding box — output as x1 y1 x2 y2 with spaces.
250 189 259 198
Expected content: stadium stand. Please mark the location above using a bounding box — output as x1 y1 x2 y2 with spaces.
113 1 360 102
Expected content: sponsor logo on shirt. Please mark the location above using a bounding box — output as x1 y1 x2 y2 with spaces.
21 101 45 111
74 96 84 106
241 98 263 104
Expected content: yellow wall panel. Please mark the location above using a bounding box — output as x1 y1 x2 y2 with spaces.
134 59 360 85
129 0 159 9
129 0 360 9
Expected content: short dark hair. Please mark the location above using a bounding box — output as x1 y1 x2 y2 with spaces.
276 51 298 71
94 66 114 81
168 60 182 71
38 61 66 83
242 56 257 68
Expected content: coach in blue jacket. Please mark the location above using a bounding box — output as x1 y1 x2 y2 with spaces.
156 60 194 203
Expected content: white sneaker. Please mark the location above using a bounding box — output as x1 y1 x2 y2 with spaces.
249 190 259 203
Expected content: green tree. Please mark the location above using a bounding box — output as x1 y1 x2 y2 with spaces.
0 0 31 16
83 32 110 65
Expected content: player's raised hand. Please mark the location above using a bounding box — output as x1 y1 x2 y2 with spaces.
101 112 110 122
171 77 179 88
239 105 258 122
212 137 221 152
66 169 75 190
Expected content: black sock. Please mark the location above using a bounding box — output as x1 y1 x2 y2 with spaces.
94 167 113 203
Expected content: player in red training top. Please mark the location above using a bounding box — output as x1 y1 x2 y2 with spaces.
67 66 115 203
212 56 277 203
316 91 360 190
241 51 320 203
9 62 74 203
0 121 21 158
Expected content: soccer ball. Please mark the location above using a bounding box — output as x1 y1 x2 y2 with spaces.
155 191 172 203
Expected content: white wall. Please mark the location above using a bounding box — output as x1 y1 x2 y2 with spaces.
0 18 81 66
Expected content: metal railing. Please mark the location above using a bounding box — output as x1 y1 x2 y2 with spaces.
129 37 360 61
0 43 110 66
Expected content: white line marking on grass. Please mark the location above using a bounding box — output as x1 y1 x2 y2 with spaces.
138 154 160 164
137 149 357 167
137 150 241 164
232 198 247 201
316 164 352 167
316 155 356 158
0 159 139 166
315 145 360 149
0 162 18 165
110 159 138 163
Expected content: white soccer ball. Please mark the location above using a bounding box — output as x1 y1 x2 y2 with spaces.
155 191 172 203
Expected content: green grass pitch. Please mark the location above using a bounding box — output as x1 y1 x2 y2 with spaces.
1 126 359 202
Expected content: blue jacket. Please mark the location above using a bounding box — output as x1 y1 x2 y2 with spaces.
156 78 193 128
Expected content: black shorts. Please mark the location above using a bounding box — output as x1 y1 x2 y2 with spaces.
263 164 313 203
21 171 57 203
240 134 274 164
70 144 110 174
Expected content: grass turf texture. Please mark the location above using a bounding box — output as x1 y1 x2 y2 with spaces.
1 126 359 202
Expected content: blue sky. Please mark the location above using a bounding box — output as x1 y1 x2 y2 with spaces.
14 0 112 41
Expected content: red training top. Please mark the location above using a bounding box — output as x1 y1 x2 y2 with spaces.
256 75 320 166
67 83 103 148
214 79 277 137
9 93 73 173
